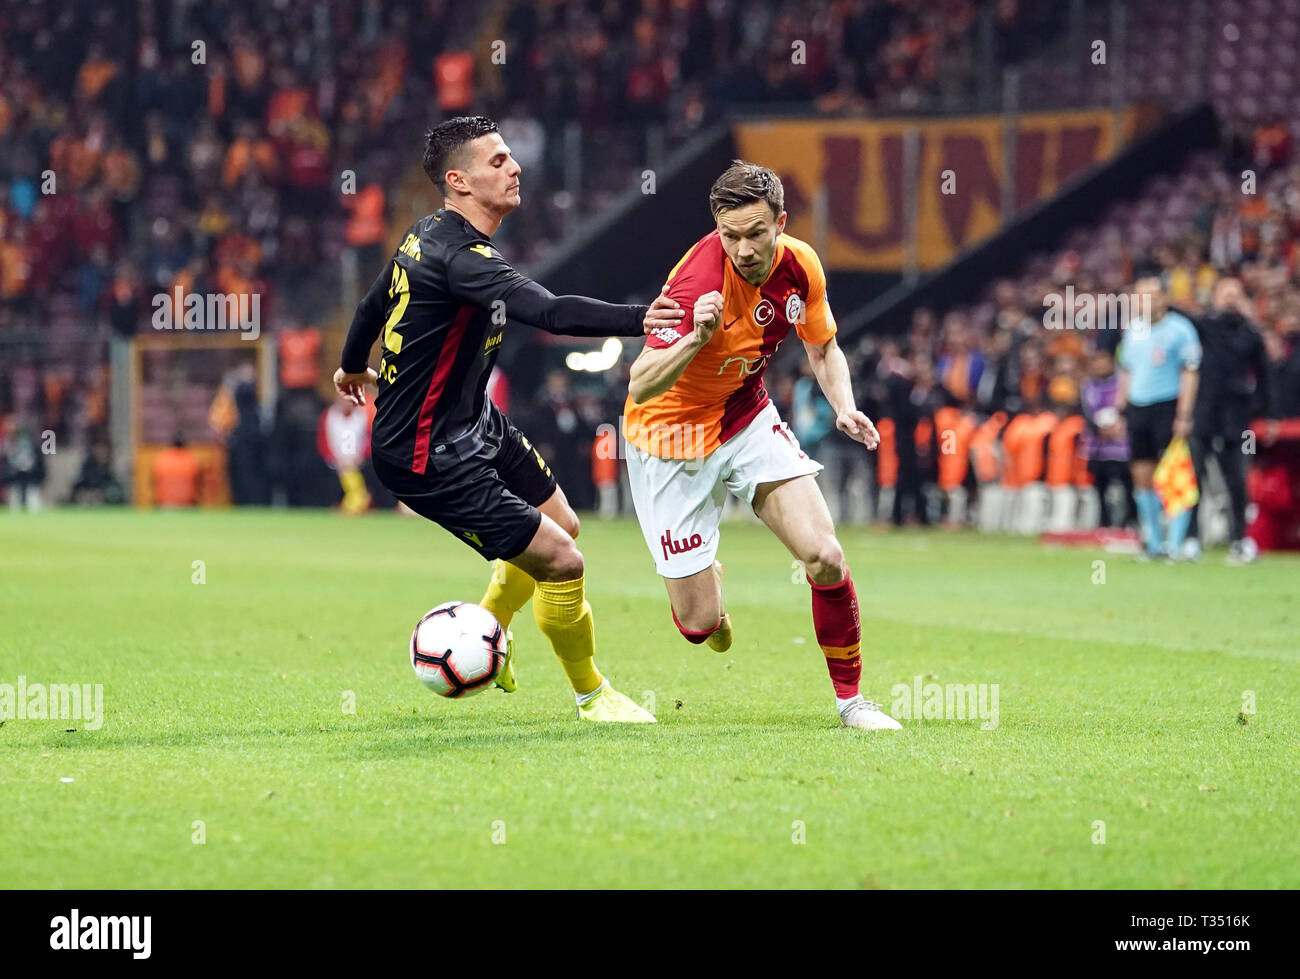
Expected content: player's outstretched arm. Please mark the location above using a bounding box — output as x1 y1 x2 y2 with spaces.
447 245 682 338
506 280 651 337
628 290 723 404
502 281 684 338
804 335 879 449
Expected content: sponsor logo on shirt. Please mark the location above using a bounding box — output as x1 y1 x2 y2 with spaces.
651 326 684 345
399 233 422 261
717 339 785 378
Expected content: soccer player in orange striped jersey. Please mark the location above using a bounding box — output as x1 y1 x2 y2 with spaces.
624 160 901 730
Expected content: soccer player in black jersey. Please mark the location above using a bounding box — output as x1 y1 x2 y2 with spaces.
334 116 683 722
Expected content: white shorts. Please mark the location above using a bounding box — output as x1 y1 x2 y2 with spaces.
625 401 823 578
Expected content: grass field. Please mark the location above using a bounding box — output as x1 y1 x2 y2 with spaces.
2 508 1298 889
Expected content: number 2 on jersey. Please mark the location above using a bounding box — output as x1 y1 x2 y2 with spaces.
383 263 409 354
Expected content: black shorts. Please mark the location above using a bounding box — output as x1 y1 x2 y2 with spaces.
372 419 557 561
1126 399 1177 462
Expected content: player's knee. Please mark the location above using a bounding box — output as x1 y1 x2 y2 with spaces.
538 543 584 582
803 539 846 584
565 511 580 540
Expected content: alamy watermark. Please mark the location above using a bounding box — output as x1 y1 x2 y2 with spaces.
1042 287 1151 333
151 288 261 341
49 909 150 958
0 676 103 730
890 675 999 729
595 415 711 469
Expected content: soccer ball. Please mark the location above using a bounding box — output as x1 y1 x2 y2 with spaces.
410 601 507 698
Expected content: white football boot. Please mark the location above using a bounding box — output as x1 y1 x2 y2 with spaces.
839 696 902 731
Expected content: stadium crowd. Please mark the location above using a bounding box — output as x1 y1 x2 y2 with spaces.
0 0 479 504
491 0 1046 262
0 0 1041 510
1 0 1296 550
531 131 1300 550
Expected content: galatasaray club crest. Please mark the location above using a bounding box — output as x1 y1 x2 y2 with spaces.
785 292 805 325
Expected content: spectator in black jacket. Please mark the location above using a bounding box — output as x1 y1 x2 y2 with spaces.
1186 277 1273 561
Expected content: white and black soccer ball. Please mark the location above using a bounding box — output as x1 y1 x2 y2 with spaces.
410 601 506 698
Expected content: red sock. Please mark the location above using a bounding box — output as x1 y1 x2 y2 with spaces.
808 573 861 699
672 607 721 645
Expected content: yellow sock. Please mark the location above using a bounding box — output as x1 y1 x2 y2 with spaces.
533 576 603 695
339 468 371 514
479 559 536 628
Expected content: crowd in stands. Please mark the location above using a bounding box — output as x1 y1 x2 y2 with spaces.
4 0 1297 540
0 7 474 393
768 132 1300 540
0 0 481 503
519 123 1300 544
0 0 1044 507
490 0 1046 263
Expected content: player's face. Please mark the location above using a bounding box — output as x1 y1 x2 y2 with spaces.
716 201 787 286
1212 277 1243 310
460 133 522 214
1135 277 1167 321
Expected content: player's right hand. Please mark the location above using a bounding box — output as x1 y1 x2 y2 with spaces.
693 290 724 343
334 367 378 406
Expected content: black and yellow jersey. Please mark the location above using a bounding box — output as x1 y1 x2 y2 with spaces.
340 208 646 475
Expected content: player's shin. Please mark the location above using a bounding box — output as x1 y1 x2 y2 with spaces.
532 576 603 695
808 572 862 705
480 559 537 628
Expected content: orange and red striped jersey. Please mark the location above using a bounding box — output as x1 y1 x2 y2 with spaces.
625 231 835 459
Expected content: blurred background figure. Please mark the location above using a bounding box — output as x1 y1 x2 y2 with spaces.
70 438 126 505
151 433 201 508
1185 277 1272 562
790 358 837 505
227 370 271 506
1080 348 1133 528
2 417 47 512
317 395 375 515
1117 276 1202 560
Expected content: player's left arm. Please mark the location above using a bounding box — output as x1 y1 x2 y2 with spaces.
794 244 879 450
447 245 681 338
804 336 879 450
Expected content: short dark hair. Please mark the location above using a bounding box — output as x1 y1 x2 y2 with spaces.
423 116 499 195
709 160 784 220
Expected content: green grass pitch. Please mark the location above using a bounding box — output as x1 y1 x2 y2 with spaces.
2 509 1297 888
